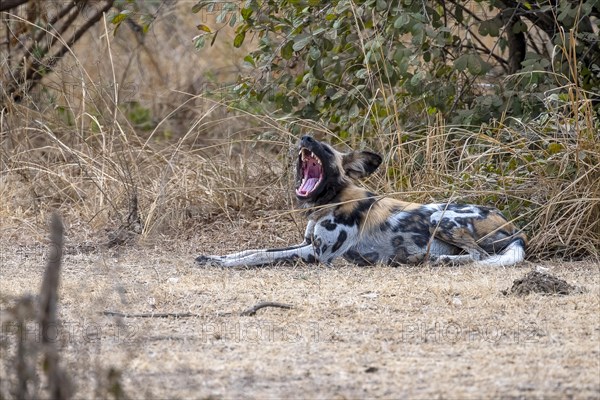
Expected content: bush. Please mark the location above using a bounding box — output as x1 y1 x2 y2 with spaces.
193 0 600 134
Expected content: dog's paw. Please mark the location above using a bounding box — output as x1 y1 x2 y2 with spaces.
195 255 224 267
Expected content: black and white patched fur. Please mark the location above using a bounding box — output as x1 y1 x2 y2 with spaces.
196 135 527 267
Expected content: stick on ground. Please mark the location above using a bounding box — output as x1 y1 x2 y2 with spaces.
102 302 294 319
240 302 294 316
102 311 201 318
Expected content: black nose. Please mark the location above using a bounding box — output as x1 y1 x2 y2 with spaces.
301 135 315 144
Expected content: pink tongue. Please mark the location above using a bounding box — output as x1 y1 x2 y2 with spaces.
298 178 319 195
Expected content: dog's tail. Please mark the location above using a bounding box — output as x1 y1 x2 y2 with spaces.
475 238 526 267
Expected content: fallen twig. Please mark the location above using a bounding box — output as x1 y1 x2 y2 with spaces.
102 311 201 318
102 301 294 319
240 302 294 316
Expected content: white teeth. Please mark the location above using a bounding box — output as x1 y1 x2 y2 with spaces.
298 148 322 165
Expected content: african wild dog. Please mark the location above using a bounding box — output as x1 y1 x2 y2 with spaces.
196 135 526 267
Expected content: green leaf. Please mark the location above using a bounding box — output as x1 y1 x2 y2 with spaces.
243 55 255 67
478 20 490 36
355 69 368 79
309 46 321 60
241 7 253 20
194 35 206 49
312 27 327 36
293 35 312 51
196 24 211 33
111 10 131 25
313 60 324 79
467 54 492 75
394 14 410 29
547 143 564 155
348 103 359 119
454 54 469 71
281 41 294 60
455 5 463 23
454 54 491 75
478 18 501 37
410 70 426 86
512 20 527 34
191 1 212 13
234 31 246 48
330 89 346 101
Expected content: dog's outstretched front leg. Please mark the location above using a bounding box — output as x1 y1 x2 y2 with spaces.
195 221 317 267
195 242 317 267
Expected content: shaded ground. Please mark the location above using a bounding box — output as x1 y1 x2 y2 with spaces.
1 221 599 399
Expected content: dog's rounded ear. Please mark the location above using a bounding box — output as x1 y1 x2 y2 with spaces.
342 151 383 179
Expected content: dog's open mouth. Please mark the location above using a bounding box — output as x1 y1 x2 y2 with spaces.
296 148 323 197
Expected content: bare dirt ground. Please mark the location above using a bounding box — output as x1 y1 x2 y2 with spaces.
1 219 599 399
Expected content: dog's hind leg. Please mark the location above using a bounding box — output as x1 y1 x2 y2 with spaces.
429 225 489 263
428 209 526 267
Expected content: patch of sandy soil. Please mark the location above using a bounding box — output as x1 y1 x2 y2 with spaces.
1 221 599 399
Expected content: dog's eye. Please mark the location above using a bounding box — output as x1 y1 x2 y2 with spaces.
323 147 333 154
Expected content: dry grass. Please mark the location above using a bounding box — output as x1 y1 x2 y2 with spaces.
1 227 599 399
1 4 300 245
